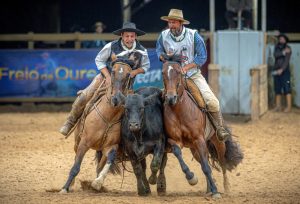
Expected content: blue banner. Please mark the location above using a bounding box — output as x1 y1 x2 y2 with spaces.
0 49 163 98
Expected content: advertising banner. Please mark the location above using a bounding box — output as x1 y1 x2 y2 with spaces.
0 49 163 99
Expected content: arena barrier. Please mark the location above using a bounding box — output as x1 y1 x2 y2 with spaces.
0 49 163 102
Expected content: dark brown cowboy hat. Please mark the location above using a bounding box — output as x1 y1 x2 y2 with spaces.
112 22 146 36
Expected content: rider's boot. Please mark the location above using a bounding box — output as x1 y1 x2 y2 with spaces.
210 111 231 142
59 93 87 136
59 74 104 136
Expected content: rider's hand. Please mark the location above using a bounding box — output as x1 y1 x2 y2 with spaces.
159 53 169 63
105 76 111 86
181 66 188 75
277 68 283 75
130 70 138 78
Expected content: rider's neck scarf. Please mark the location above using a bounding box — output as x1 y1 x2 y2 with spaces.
170 26 186 42
121 40 137 52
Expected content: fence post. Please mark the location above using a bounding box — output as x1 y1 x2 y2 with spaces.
28 32 34 50
208 64 220 99
74 32 81 49
250 68 260 120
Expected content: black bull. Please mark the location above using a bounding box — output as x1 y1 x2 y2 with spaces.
119 87 167 196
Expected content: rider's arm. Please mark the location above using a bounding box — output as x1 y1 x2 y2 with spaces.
182 32 207 73
95 42 112 73
95 42 112 85
156 34 167 62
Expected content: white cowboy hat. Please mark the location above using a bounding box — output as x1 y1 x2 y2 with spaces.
112 22 146 36
160 9 190 25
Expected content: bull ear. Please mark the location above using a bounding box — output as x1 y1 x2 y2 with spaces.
144 93 158 106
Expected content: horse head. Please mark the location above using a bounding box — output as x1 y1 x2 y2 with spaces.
162 60 184 106
110 51 142 107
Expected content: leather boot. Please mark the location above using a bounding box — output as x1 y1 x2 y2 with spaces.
210 111 231 142
59 93 87 136
283 94 292 113
59 74 104 136
274 94 281 112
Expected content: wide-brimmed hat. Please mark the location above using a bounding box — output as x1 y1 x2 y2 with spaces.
112 22 146 36
277 33 289 43
161 9 190 25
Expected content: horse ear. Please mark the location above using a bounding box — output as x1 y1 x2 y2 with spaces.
111 52 117 62
118 92 126 105
144 93 158 106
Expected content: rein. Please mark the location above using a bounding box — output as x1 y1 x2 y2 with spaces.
93 103 121 147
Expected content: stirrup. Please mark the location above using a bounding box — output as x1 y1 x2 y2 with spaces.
216 127 230 142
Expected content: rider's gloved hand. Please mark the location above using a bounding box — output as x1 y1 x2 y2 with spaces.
159 53 169 63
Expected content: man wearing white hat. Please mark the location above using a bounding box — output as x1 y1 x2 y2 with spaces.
60 22 150 136
156 9 230 142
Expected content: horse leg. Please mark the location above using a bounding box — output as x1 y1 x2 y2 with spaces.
60 140 89 193
170 143 198 185
192 139 221 199
149 142 164 185
131 159 151 196
91 148 116 191
210 135 230 194
157 152 168 196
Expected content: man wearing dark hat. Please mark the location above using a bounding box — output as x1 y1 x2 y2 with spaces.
59 22 150 136
273 34 292 112
156 9 230 142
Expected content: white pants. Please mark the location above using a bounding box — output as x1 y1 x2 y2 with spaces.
189 71 220 112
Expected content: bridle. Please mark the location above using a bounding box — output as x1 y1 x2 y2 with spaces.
163 61 185 102
109 62 133 100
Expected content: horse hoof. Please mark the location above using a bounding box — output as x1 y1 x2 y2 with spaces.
148 175 157 185
188 175 198 186
91 179 103 191
59 189 68 194
212 193 222 199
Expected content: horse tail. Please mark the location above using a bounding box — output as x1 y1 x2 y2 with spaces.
94 151 122 175
207 128 243 171
223 135 244 171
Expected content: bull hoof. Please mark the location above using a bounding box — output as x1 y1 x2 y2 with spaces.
187 175 198 186
138 188 151 196
212 193 222 199
148 174 157 185
59 189 68 194
91 179 103 191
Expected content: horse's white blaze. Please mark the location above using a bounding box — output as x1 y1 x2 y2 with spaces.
119 67 123 73
168 65 173 79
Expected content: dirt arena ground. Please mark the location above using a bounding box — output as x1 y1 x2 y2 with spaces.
0 107 300 204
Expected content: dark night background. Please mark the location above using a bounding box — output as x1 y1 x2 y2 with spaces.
1 0 300 34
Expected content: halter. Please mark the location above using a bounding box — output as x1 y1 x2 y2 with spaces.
109 61 133 99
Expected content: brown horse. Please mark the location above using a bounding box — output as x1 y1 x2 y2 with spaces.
162 61 243 198
60 54 136 193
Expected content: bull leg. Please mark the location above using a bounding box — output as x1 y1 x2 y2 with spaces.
149 142 164 185
60 140 89 193
131 159 151 196
91 148 116 191
157 152 168 196
171 143 198 186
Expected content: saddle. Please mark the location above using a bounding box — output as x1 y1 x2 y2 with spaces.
183 78 206 109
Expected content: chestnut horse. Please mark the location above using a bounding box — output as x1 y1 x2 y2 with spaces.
60 54 138 193
162 61 243 198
